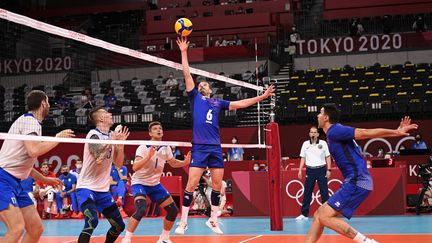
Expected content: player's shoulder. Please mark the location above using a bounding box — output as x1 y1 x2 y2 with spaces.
86 129 102 139
318 139 328 145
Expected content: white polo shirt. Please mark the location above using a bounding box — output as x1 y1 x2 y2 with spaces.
299 139 330 167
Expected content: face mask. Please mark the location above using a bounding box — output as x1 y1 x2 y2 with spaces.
416 137 421 141
62 172 68 176
253 166 259 171
76 164 82 169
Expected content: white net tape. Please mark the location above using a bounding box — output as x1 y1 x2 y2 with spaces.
0 8 263 91
0 132 269 149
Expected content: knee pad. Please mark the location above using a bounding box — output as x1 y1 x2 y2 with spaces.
164 202 178 222
132 198 147 221
211 190 221 206
81 201 99 235
103 204 125 233
183 190 194 207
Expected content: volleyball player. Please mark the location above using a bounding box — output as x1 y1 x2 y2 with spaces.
175 36 274 235
305 104 418 243
0 90 74 243
76 107 129 243
122 121 191 243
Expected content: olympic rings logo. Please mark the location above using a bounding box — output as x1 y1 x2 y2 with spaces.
285 179 343 206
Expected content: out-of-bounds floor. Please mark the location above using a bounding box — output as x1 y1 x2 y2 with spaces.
1 215 432 242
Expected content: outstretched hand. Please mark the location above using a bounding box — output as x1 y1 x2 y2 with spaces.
176 36 189 52
183 151 192 166
112 126 130 140
262 85 275 99
397 116 418 136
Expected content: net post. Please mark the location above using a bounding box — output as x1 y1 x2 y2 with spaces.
265 121 283 231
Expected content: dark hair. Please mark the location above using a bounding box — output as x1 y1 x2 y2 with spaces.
26 90 47 111
322 103 340 124
148 121 162 131
89 106 105 124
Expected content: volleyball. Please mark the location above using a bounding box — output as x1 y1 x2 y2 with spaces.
175 18 193 37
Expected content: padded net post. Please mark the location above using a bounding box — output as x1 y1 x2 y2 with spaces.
265 121 283 231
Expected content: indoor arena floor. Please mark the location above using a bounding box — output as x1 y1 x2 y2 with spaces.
1 215 432 242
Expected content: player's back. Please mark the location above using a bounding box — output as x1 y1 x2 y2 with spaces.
327 123 373 190
132 145 173 186
0 114 41 179
76 129 114 192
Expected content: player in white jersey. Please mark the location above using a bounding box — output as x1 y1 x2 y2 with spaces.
76 106 129 243
122 121 191 243
0 90 74 243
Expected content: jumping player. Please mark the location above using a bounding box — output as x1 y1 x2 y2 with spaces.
305 104 418 243
76 107 129 243
175 36 274 235
122 121 191 243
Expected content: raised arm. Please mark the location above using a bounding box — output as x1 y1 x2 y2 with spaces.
229 85 275 110
354 116 418 140
111 126 130 168
167 151 191 168
132 146 156 172
24 129 75 157
177 37 195 92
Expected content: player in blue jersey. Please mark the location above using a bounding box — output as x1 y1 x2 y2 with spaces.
175 36 275 235
305 104 418 243
56 165 78 218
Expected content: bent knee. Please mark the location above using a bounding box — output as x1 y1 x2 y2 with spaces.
27 223 44 238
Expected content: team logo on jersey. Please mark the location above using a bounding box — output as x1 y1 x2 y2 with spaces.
191 159 194 164
335 201 341 207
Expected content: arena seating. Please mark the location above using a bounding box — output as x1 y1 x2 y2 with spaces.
277 62 432 122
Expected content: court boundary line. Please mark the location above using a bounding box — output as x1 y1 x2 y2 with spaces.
238 235 263 243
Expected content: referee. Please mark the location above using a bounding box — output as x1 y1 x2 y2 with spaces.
296 126 332 220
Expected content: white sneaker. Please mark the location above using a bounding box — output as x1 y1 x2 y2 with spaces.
121 238 131 243
295 214 308 221
365 239 379 243
206 219 224 234
156 236 172 243
174 221 188 235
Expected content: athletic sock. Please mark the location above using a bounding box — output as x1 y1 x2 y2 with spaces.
353 232 368 242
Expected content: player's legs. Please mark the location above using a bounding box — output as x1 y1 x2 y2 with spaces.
307 183 374 243
77 199 100 243
122 185 147 243
175 166 205 235
0 204 26 243
99 191 125 243
55 192 63 214
182 166 205 220
117 180 127 205
21 205 44 243
17 186 43 243
316 167 329 203
206 168 224 234
301 168 317 217
158 195 178 242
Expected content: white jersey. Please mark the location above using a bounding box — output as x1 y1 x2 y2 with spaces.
0 114 42 179
132 145 173 186
299 139 330 167
76 129 114 192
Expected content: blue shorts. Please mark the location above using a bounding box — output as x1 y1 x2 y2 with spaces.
327 183 371 219
0 168 34 211
132 184 170 203
190 144 224 168
76 188 115 212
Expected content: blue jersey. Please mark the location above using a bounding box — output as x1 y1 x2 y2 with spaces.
326 124 373 190
110 165 128 182
21 177 35 193
59 174 77 191
188 88 230 145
